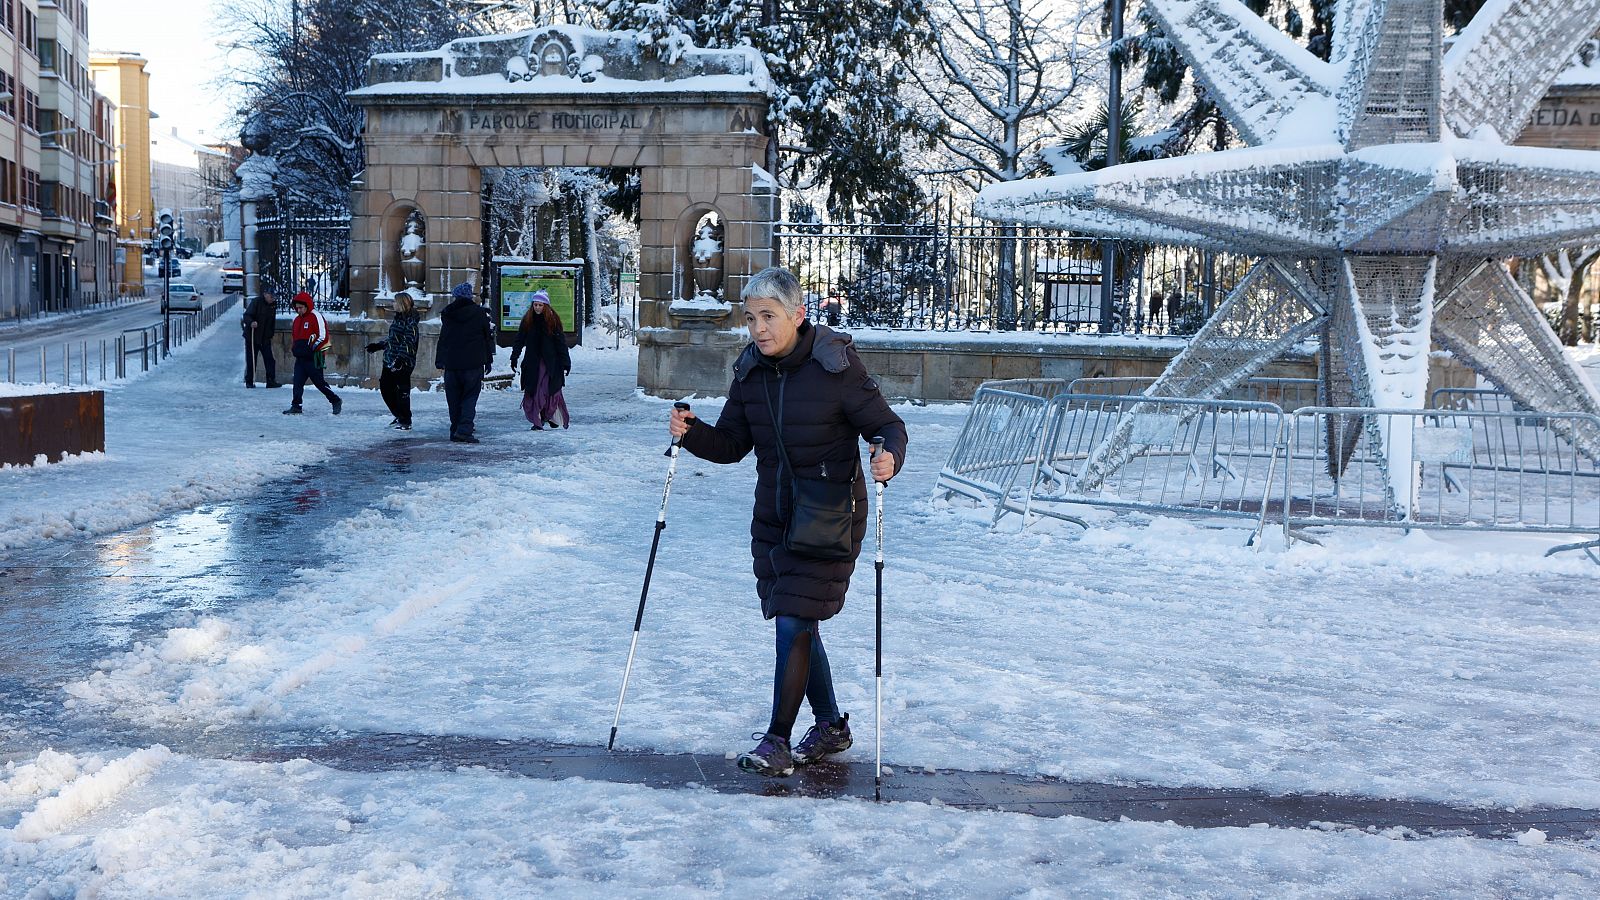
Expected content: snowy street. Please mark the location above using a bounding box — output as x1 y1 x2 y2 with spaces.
2 314 1599 895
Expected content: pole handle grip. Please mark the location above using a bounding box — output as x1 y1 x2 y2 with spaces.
666 401 692 455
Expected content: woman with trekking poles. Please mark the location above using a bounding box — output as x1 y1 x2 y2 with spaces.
667 266 907 777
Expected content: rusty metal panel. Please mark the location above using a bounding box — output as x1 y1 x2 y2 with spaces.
0 391 106 466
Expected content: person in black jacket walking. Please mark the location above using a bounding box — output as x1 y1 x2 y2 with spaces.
669 266 908 777
435 281 494 443
364 292 421 430
242 288 280 388
510 289 572 429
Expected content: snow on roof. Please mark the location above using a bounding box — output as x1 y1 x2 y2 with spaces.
350 25 768 101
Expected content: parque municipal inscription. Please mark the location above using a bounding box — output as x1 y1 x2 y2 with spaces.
460 110 645 132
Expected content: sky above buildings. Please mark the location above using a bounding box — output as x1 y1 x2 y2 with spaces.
89 0 234 146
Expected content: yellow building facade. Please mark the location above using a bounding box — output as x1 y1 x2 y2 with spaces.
89 50 150 293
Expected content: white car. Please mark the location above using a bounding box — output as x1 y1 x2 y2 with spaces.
203 241 232 258
164 282 203 313
222 267 244 293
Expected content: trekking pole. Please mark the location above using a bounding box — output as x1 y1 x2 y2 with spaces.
870 435 886 801
609 401 692 751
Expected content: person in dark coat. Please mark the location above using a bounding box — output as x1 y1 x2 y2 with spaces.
435 281 494 443
669 266 907 777
510 289 572 430
364 292 421 430
242 288 280 388
282 292 341 415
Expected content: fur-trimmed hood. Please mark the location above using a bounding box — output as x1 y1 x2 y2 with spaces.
732 321 852 382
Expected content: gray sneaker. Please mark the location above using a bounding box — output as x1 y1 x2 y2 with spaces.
736 733 795 777
792 713 852 765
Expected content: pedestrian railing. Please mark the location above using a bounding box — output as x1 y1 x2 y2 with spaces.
1 297 238 387
939 379 1600 556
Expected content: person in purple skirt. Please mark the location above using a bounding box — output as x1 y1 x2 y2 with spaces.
510 290 572 430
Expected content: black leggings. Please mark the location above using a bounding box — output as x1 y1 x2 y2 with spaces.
767 615 841 741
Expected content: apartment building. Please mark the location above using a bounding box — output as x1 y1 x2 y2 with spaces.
38 0 115 309
0 0 44 319
0 0 118 320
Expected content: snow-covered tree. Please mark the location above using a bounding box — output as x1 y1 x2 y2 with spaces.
908 0 1101 191
1540 247 1600 346
222 0 491 208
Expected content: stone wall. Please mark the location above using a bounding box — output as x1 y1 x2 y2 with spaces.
636 328 1477 404
266 317 445 391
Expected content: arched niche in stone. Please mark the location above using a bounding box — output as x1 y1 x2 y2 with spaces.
377 201 427 308
677 205 725 303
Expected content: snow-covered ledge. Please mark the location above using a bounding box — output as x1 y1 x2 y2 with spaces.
636 326 1475 403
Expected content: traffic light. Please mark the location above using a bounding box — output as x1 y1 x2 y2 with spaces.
157 208 175 253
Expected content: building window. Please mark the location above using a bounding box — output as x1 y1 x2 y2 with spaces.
22 89 38 132
22 168 40 211
0 70 12 119
40 180 56 217
21 7 34 55
0 0 12 35
0 158 15 206
37 37 54 71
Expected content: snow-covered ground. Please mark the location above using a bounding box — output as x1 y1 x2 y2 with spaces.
4 321 1600 894
3 746 1596 898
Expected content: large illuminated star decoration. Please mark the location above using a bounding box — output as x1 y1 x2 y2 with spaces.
976 0 1600 515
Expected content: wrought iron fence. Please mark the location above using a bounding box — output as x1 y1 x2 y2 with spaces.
256 204 352 312
776 216 1252 335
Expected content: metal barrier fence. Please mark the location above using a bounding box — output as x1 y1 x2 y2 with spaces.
1016 394 1285 541
1280 407 1600 538
1068 376 1322 411
936 384 1068 524
1428 386 1517 413
938 382 1600 554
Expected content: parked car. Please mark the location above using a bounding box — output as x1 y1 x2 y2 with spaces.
222 267 245 293
204 241 232 258
155 256 182 277
174 246 194 260
163 282 203 313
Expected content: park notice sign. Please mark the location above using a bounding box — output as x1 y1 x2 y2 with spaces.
495 260 583 346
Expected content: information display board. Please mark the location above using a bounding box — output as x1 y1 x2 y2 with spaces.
495 261 583 347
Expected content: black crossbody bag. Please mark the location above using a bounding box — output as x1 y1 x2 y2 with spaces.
768 372 857 560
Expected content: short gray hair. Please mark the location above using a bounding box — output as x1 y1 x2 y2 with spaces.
741 267 803 314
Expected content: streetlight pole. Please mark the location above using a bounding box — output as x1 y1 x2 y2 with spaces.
1099 0 1124 334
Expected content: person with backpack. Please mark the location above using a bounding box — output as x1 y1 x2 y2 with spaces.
283 291 342 416
667 267 907 777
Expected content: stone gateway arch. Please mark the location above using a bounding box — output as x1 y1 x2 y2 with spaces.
346 27 777 394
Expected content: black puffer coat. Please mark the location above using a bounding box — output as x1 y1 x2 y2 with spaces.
434 297 495 371
680 321 908 621
510 316 571 395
